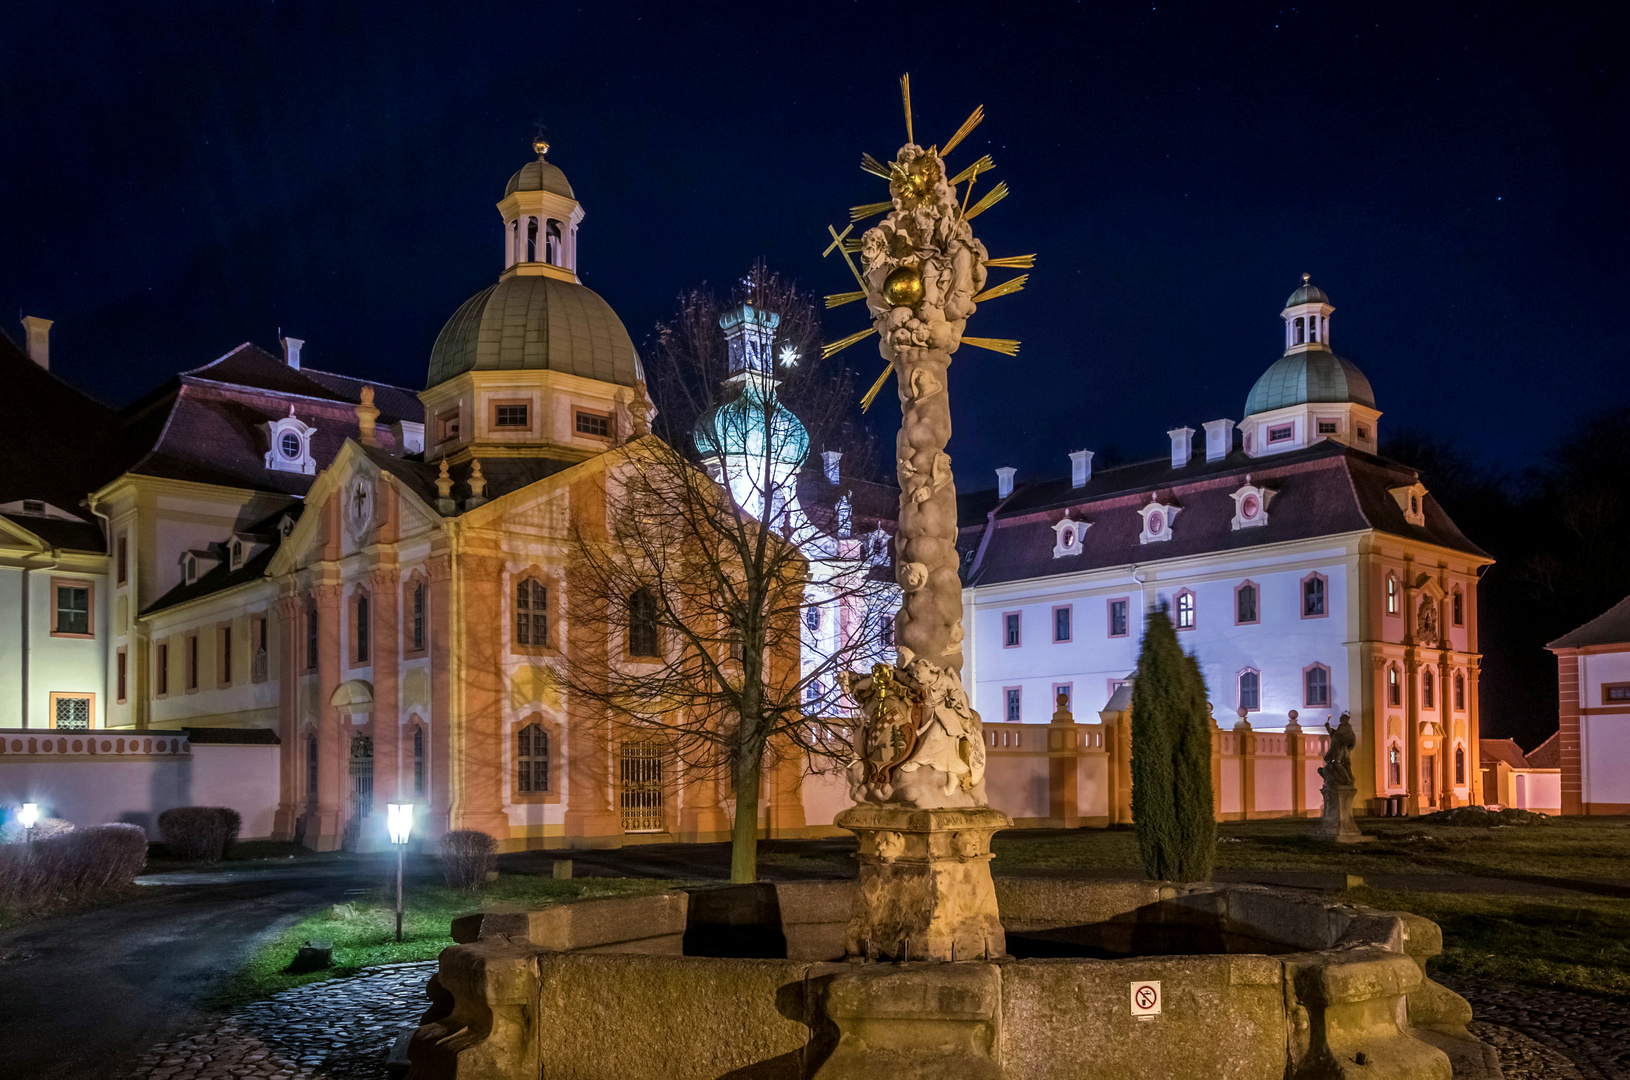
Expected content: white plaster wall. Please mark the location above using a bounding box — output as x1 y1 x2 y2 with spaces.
1515 770 1561 812
800 769 850 829
969 551 1350 732
1582 714 1630 806
1255 757 1293 812
0 744 280 838
0 567 111 729
1581 651 1630 709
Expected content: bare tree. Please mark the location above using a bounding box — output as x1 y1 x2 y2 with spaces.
562 263 896 883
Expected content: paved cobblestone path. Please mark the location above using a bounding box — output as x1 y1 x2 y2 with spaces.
129 964 1630 1079
130 962 435 1080
1446 980 1630 1080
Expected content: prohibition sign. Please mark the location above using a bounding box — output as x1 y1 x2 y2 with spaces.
1130 980 1162 1017
1134 985 1157 1009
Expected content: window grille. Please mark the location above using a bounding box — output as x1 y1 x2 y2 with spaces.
576 411 610 438
494 404 529 428
54 696 90 730
517 724 549 793
619 742 664 832
412 583 426 652
348 736 373 819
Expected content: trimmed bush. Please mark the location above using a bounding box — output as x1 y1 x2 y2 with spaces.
1130 607 1216 883
439 830 497 891
0 823 148 912
158 806 240 863
0 815 74 846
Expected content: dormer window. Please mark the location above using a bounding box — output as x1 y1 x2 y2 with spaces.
263 409 318 475
1388 481 1429 526
1230 479 1275 531
1138 499 1181 544
1051 513 1089 558
230 540 244 571
185 554 198 584
1267 423 1294 445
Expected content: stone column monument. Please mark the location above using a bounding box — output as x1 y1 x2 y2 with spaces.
828 82 1026 963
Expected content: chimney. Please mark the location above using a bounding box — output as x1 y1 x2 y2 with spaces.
355 385 380 446
1069 449 1093 489
1168 427 1195 469
21 316 52 369
996 466 1016 498
280 335 304 370
822 450 842 485
1202 419 1235 463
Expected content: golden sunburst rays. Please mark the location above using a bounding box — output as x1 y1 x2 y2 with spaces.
859 362 894 412
949 155 994 187
900 74 914 145
849 199 894 222
971 274 1029 304
960 336 1022 356
821 326 878 361
963 181 1009 221
822 76 1030 410
941 104 984 157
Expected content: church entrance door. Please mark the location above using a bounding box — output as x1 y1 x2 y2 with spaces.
619 741 664 833
345 735 374 850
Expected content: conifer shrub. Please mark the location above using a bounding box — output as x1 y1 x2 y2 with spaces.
439 830 498 891
157 806 240 863
1130 608 1217 882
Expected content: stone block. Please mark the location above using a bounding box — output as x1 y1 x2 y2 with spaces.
993 877 1160 932
1284 950 1452 1080
450 892 688 953
1000 954 1286 1080
777 881 856 961
288 940 333 973
552 859 572 880
816 962 1003 1080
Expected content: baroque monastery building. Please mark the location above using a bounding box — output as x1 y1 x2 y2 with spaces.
957 279 1492 814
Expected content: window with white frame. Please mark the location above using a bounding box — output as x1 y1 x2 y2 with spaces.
1174 590 1196 630
1304 664 1330 708
517 723 549 793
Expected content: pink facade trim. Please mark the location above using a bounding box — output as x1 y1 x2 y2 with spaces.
1237 667 1261 713
1002 685 1022 722
1106 596 1130 638
1174 588 1197 631
1051 603 1073 643
1002 610 1022 648
1302 662 1332 709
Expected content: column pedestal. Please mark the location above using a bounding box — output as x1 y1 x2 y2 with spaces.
835 804 1011 962
1317 783 1373 843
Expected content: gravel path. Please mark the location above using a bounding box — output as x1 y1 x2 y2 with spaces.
130 962 434 1080
127 962 1630 1079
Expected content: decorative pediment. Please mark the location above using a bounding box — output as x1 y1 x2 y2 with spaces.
344 474 378 541
1137 498 1181 544
330 679 375 711
1389 481 1428 527
1229 476 1276 531
1051 512 1090 558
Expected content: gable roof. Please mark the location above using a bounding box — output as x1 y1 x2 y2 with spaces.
1526 731 1561 769
1548 594 1630 650
958 440 1488 588
1479 738 1531 770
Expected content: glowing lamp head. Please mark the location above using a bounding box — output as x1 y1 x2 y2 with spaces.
387 803 414 845
18 803 39 829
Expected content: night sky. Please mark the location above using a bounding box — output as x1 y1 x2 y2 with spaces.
2 2 1625 489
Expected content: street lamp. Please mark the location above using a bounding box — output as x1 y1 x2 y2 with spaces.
19 803 38 850
387 803 413 942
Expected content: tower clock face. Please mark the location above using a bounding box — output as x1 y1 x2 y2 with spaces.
347 479 374 536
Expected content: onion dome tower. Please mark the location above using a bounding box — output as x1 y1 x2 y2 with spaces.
1241 275 1380 458
421 139 649 464
693 304 810 526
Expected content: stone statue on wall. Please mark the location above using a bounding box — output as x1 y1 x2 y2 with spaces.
1316 712 1369 843
1319 713 1356 788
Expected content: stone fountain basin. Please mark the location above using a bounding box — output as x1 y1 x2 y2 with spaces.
408 879 1496 1080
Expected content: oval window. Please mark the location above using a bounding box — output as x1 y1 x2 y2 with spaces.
281 431 302 459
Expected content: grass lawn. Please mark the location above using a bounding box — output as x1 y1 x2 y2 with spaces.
216 875 677 1007
142 840 337 874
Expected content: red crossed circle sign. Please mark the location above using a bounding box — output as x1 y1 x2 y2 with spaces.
1134 985 1158 1010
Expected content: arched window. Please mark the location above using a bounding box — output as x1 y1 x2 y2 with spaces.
1236 581 1258 625
306 604 319 671
412 725 426 798
516 578 548 647
1388 744 1401 787
306 735 318 798
1454 744 1465 786
1308 314 1319 343
1175 589 1196 630
1304 664 1330 708
526 216 539 262
546 220 563 265
1294 316 1306 344
1454 671 1465 711
1451 588 1464 627
629 589 660 657
1388 664 1401 707
1238 669 1260 712
354 591 370 663
1386 574 1399 615
411 582 427 653
517 723 549 793
1422 668 1435 709
1302 573 1327 618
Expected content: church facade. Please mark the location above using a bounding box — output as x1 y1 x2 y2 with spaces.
959 280 1492 814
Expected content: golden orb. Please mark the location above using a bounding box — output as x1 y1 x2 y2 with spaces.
532 136 550 156
883 265 925 307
